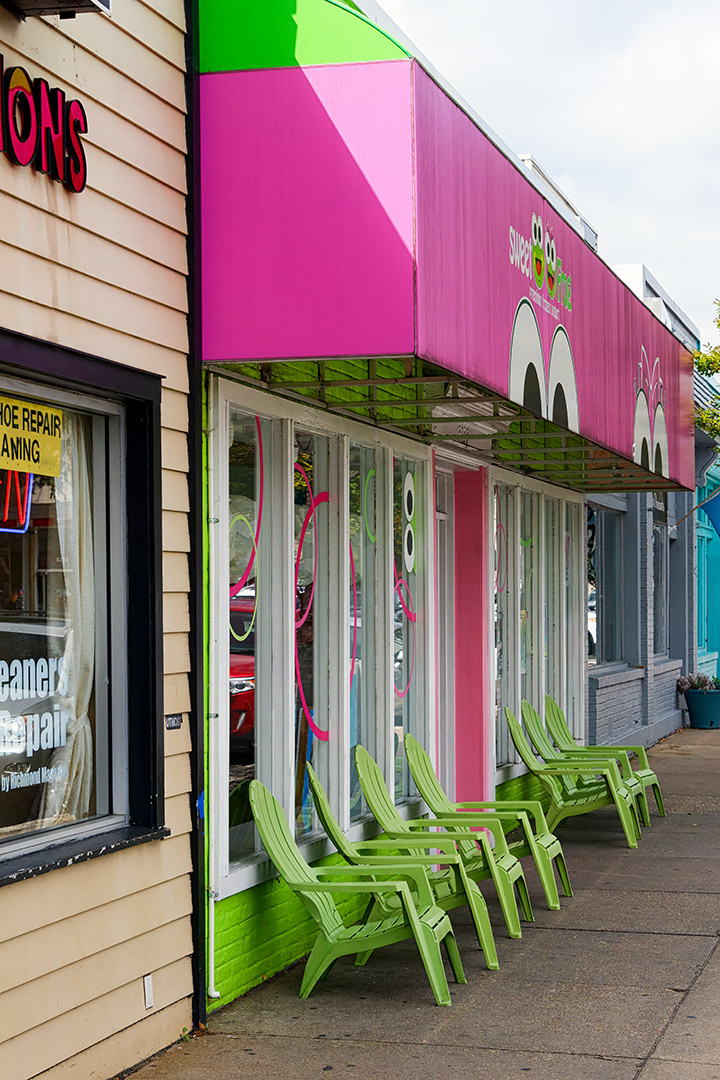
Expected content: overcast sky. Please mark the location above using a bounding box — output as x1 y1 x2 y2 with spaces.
371 0 720 348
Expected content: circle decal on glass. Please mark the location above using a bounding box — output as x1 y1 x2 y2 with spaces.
403 471 415 522
403 521 415 575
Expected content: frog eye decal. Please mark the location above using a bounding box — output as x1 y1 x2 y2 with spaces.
545 231 557 299
531 213 545 289
509 298 546 418
652 403 668 476
402 472 416 574
633 391 652 471
546 326 578 431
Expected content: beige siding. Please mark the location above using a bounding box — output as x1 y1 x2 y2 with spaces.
0 2 193 1078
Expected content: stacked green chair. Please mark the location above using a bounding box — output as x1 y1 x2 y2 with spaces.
248 779 466 1006
307 764 498 969
403 733 572 910
518 699 651 825
504 705 641 848
355 744 534 939
521 700 647 829
544 695 665 817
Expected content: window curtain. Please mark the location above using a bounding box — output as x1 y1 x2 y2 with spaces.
39 414 94 823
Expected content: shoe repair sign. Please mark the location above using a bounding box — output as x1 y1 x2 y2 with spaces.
0 396 62 477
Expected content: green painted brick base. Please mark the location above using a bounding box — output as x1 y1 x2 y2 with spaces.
209 856 368 1010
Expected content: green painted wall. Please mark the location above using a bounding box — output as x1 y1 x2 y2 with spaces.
198 0 409 74
496 772 549 811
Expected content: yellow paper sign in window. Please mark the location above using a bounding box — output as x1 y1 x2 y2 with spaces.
0 396 63 477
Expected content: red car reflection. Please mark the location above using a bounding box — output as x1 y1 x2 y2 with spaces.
229 598 256 762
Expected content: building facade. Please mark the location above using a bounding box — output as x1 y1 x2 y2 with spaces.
193 0 695 1011
587 265 703 745
0 3 195 1076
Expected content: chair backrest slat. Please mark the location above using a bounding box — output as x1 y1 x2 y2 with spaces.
249 780 343 933
545 695 576 751
306 764 356 862
404 734 481 861
504 706 564 802
354 745 407 834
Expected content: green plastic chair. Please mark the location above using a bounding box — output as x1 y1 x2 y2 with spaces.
521 700 647 831
544 695 665 817
403 733 572 910
504 705 641 849
248 780 466 1006
355 744 533 940
307 763 498 970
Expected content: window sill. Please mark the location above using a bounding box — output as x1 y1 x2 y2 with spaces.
0 824 170 889
588 663 645 690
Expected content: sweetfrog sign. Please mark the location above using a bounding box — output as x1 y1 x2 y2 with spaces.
509 213 572 312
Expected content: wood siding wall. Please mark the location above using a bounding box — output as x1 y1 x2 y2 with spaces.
0 2 192 1077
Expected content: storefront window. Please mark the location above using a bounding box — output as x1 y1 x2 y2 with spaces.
349 444 379 821
492 471 583 771
393 456 422 801
564 502 580 724
293 429 331 840
519 491 539 707
227 411 264 863
652 495 668 656
586 505 623 666
0 389 124 849
213 381 432 889
544 498 560 703
494 482 514 767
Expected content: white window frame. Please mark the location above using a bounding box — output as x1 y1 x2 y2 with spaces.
487 465 585 786
209 376 435 897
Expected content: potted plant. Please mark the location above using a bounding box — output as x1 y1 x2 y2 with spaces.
677 673 720 729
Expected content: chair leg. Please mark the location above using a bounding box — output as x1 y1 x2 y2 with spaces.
413 920 453 1006
651 781 666 817
636 786 651 827
554 850 573 898
477 836 524 938
612 788 639 849
442 929 467 986
530 843 561 910
464 879 499 970
300 936 336 998
513 870 534 924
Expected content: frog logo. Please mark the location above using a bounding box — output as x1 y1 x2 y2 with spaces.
545 226 557 300
531 213 544 290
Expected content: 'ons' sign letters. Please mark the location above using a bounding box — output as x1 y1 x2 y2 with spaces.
0 53 87 193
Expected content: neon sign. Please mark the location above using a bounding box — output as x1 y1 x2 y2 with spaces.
0 470 33 535
0 53 88 193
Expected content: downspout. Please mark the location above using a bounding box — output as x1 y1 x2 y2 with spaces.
207 887 221 999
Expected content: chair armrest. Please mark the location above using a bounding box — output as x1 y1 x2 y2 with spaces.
454 800 552 834
573 745 650 771
313 863 434 906
353 836 460 855
351 852 462 867
534 760 624 785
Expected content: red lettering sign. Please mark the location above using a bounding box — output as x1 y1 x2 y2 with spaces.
1 54 87 193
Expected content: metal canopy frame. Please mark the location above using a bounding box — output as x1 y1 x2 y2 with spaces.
209 355 684 494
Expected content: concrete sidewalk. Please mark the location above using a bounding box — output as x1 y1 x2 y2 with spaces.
128 727 720 1080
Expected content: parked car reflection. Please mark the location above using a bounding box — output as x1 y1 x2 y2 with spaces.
229 596 256 763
